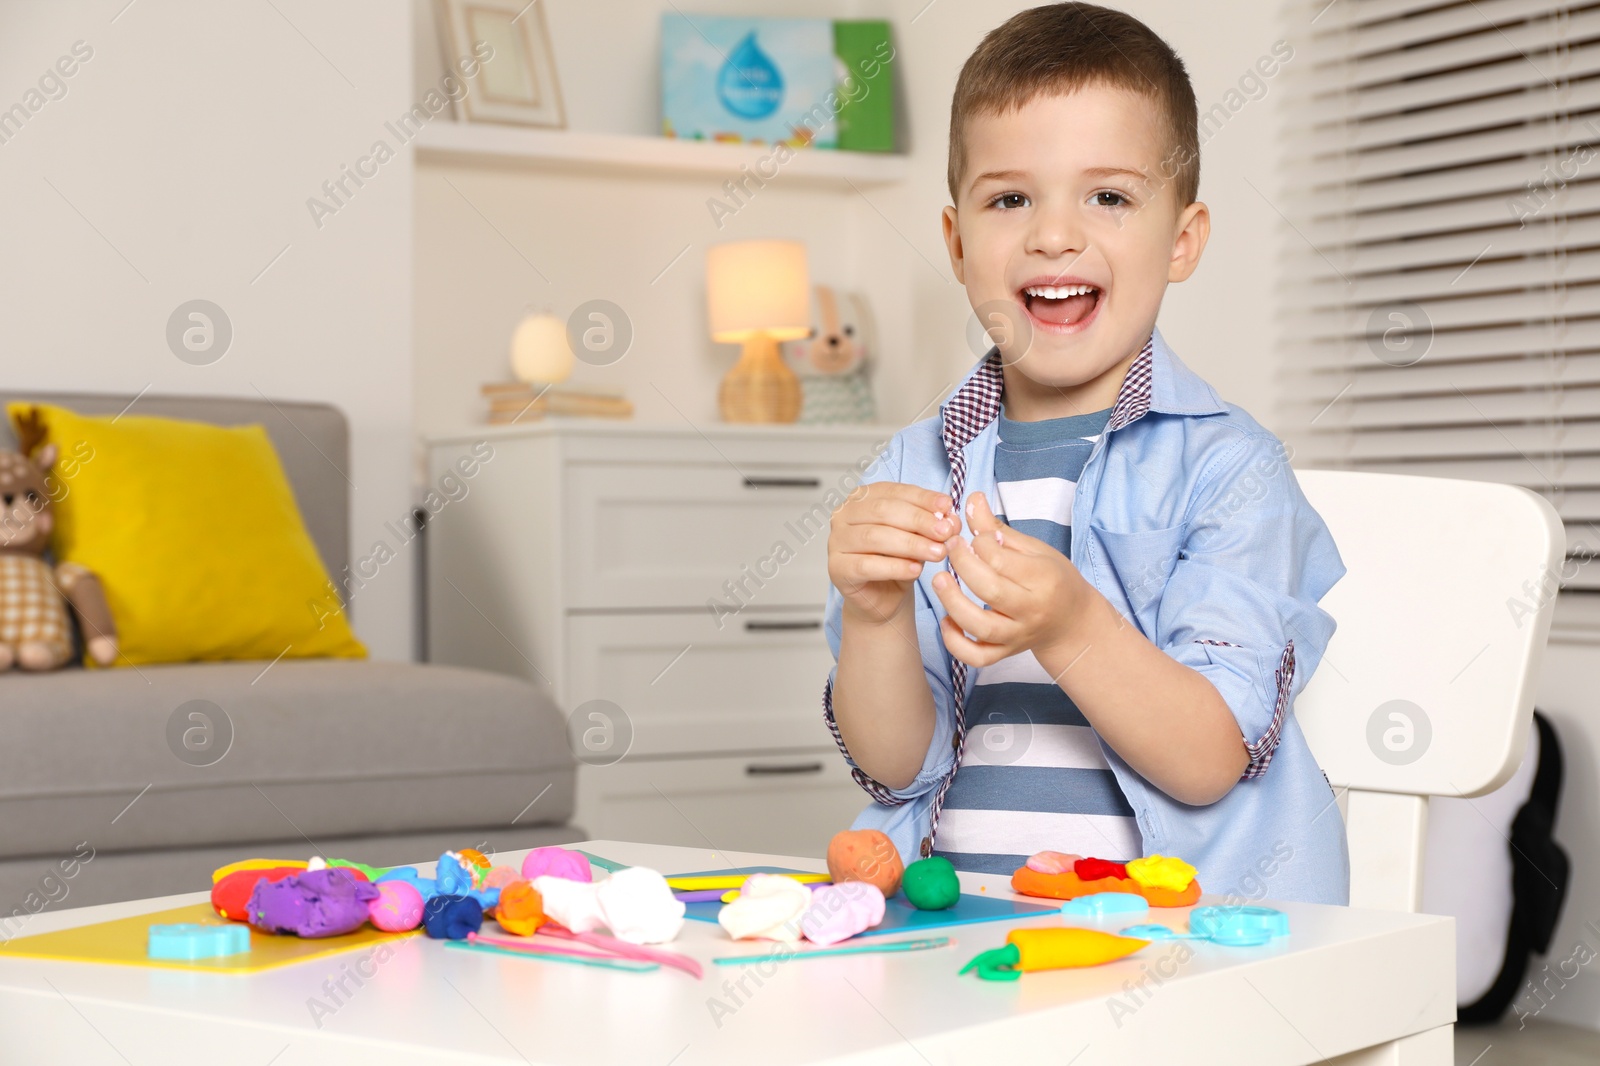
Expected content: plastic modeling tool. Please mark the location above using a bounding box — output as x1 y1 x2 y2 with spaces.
147 922 250 961
447 939 658 972
572 850 629 874
534 926 703 979
1122 905 1289 947
712 936 950 965
667 873 829 891
1058 892 1150 920
716 881 828 904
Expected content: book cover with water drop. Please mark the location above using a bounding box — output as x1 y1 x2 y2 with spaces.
661 14 840 148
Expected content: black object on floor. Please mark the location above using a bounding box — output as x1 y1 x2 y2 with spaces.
1460 710 1571 1024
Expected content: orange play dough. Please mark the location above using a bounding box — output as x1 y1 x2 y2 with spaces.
826 829 904 897
1011 865 1201 907
494 881 546 936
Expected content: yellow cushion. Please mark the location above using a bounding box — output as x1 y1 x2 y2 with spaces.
7 403 365 666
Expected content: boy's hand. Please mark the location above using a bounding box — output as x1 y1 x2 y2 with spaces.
932 491 1094 667
829 483 958 625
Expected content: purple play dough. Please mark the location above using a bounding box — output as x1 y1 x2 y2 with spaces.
247 868 381 938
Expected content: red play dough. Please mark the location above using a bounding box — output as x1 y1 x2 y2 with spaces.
826 829 904 897
210 864 371 921
211 867 301 921
1074 857 1128 881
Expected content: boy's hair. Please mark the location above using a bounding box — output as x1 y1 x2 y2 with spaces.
947 2 1200 209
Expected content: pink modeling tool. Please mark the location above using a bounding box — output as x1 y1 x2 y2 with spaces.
466 932 623 964
536 926 704 979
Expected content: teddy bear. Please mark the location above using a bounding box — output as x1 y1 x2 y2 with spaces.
782 285 877 424
0 408 117 670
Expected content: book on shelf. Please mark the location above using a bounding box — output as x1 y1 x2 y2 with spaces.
481 382 634 423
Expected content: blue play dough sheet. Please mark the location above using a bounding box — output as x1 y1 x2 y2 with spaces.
673 866 1062 936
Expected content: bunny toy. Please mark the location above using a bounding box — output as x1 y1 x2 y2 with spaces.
783 285 876 424
0 408 117 670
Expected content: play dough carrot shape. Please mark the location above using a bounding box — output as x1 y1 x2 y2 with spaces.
960 927 1149 981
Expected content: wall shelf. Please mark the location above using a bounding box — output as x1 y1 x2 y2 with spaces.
413 121 908 186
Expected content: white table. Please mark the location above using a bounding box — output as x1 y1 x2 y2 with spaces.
0 840 1454 1065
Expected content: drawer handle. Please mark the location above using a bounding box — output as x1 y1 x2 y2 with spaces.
743 476 822 489
744 619 822 632
746 761 825 776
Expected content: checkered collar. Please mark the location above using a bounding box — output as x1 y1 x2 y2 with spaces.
938 326 1224 465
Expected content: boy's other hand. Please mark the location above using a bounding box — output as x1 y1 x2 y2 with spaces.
829 483 957 625
932 491 1094 667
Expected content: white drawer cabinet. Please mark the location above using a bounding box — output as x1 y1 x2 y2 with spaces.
574 753 870 859
424 421 893 851
567 610 834 756
566 462 843 608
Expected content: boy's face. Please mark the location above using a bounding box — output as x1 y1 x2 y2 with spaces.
942 84 1209 412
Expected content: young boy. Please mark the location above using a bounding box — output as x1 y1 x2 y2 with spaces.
822 3 1349 905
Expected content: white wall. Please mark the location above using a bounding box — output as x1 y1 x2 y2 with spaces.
0 0 415 659
877 0 1289 430
412 0 1286 441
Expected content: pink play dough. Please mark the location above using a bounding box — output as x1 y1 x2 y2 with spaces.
801 882 886 946
520 846 592 883
483 865 521 889
367 880 425 932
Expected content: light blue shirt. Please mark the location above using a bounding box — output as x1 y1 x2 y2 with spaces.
821 326 1351 905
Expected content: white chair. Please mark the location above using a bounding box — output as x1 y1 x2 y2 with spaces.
1295 470 1565 914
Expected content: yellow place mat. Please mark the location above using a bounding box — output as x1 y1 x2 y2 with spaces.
2 903 418 974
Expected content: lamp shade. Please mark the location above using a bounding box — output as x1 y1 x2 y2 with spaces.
706 240 811 343
510 313 575 384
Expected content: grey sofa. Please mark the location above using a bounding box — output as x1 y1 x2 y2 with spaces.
0 392 578 911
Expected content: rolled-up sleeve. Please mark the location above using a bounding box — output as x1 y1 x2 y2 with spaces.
820 434 960 804
1152 434 1345 779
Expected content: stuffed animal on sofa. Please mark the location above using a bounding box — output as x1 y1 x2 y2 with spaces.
0 408 117 669
782 285 876 424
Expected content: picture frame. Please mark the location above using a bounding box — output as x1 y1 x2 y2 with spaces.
435 0 566 128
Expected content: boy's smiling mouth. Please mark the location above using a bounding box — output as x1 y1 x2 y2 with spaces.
1018 276 1102 334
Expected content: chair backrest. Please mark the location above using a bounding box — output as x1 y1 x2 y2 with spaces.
0 391 351 581
1294 469 1564 910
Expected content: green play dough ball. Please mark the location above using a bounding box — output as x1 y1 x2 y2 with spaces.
902 856 960 910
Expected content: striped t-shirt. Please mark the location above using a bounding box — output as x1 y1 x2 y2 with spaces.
932 404 1142 875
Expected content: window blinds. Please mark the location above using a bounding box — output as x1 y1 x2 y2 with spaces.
1282 0 1600 630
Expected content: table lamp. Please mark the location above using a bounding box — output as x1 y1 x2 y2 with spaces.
707 239 811 423
510 312 575 387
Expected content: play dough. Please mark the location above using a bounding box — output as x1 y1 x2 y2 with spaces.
826 829 903 897
962 926 1149 980
1012 863 1202 908
718 873 813 943
1074 857 1127 881
596 867 686 945
800 882 885 946
521 846 592 883
423 895 484 940
484 865 521 889
533 875 608 934
901 857 960 911
246 868 380 938
457 849 492 880
211 867 302 921
436 853 478 895
367 881 425 932
1024 851 1081 875
212 858 307 883
494 881 545 936
1126 855 1197 892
